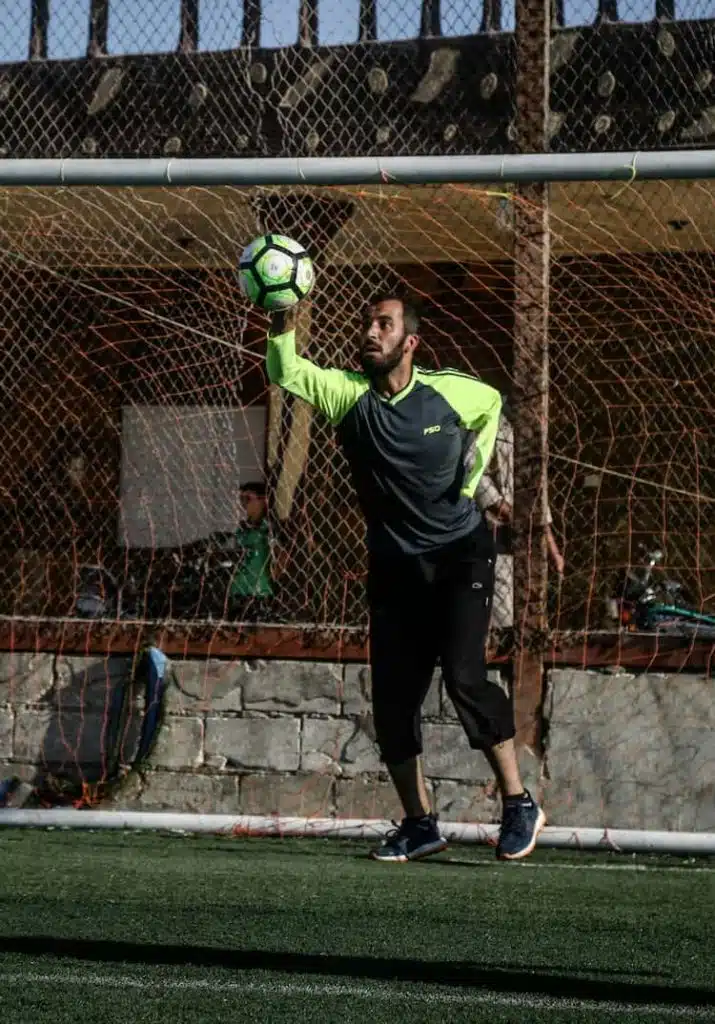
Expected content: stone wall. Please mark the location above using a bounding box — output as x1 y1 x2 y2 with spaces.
544 668 715 832
1 653 713 831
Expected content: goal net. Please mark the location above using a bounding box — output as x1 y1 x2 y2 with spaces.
0 176 713 841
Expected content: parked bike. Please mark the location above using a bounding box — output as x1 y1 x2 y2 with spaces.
608 544 715 640
73 536 243 621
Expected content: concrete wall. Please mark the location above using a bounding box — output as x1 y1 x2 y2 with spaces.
1 653 713 830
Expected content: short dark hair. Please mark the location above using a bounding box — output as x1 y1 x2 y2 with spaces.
239 480 267 499
368 292 421 337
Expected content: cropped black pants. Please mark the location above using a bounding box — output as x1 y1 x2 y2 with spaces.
368 527 515 765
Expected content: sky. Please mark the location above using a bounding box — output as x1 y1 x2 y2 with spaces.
0 0 708 62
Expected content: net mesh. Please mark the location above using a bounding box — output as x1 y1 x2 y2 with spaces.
1 0 714 833
1 179 714 824
1 178 714 643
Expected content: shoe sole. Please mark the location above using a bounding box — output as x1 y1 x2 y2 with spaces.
497 808 547 861
370 838 448 863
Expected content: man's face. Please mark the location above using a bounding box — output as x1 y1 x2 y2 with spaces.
240 490 266 524
360 299 415 377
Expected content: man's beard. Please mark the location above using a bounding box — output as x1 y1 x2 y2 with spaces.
359 335 406 377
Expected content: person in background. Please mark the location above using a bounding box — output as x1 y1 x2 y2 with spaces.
475 409 564 637
228 481 283 609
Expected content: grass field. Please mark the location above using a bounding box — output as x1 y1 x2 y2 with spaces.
0 829 713 1023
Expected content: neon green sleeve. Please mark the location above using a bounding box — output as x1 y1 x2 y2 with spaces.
419 370 502 498
266 329 368 426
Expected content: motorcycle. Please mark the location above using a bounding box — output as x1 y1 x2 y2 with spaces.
161 538 239 620
608 544 715 640
73 533 248 622
74 564 123 619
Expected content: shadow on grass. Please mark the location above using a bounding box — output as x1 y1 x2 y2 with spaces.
0 935 711 1007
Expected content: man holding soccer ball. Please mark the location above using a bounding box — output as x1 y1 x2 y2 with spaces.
242 235 545 862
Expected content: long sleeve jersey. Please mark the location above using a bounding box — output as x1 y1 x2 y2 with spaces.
267 328 501 557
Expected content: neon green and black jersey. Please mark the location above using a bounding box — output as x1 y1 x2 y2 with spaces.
267 329 501 557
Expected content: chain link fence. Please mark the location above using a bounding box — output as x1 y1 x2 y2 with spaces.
6 0 714 163
551 0 715 153
2 0 516 160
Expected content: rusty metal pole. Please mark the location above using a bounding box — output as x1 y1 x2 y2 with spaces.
511 0 551 755
298 0 319 47
178 0 200 53
86 0 109 57
28 0 50 60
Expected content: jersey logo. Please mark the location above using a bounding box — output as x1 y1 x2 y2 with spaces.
423 424 441 435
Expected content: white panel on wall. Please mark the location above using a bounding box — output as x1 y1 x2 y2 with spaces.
119 405 266 548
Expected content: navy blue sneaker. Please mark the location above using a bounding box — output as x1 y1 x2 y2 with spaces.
496 790 546 860
370 814 448 862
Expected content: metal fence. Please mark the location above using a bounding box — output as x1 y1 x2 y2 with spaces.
6 0 711 56
3 0 715 161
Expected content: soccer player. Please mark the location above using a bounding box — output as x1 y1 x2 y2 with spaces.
267 295 546 861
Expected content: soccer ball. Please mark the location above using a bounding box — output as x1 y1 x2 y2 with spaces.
237 234 314 311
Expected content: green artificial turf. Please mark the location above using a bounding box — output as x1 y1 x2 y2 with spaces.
0 829 713 1023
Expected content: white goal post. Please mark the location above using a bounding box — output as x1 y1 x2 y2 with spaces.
1 810 714 855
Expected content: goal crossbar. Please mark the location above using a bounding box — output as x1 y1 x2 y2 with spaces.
2 150 715 187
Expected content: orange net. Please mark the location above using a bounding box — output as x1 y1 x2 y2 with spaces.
1 179 714 819
2 180 713 641
548 179 715 639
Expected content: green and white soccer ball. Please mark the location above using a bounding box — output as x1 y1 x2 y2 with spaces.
237 234 315 311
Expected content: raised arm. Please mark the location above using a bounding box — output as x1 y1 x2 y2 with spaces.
267 310 368 426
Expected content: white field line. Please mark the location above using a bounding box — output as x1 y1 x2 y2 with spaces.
1 970 713 1019
438 858 715 874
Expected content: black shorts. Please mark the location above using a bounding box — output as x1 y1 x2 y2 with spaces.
367 527 515 764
